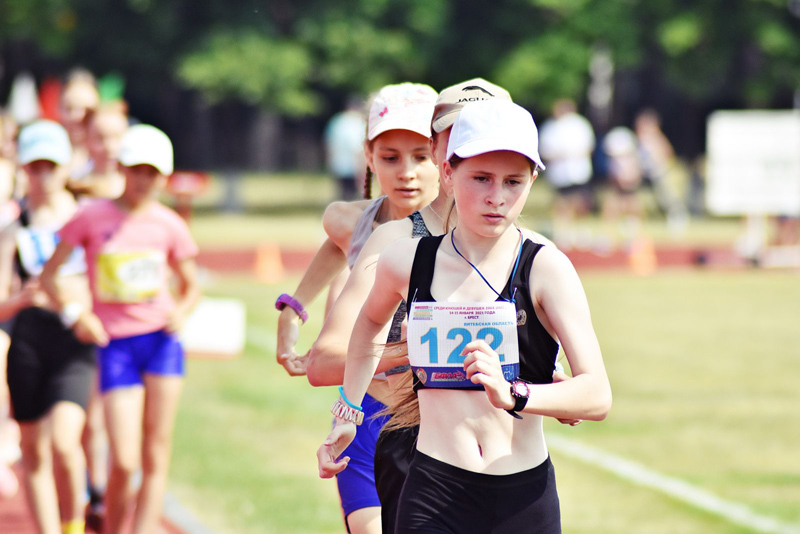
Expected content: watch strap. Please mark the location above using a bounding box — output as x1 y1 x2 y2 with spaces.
506 380 529 419
275 293 308 323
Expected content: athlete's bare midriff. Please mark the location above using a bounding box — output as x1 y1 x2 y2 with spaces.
416 388 548 474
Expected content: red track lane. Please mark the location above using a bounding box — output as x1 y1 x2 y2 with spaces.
0 463 186 534
195 244 745 275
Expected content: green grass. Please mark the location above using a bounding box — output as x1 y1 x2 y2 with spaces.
168 270 800 533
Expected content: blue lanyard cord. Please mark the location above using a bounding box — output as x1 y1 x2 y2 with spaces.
450 228 523 304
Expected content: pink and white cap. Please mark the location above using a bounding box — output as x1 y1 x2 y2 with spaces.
367 83 437 141
446 100 545 170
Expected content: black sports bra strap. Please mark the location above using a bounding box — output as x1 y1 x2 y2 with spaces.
406 235 445 316
515 240 545 287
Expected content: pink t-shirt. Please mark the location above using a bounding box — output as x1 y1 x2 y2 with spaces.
59 199 198 339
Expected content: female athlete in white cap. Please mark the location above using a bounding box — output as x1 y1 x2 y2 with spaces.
318 100 611 532
277 83 439 534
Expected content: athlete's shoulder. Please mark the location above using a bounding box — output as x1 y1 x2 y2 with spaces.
520 227 558 249
527 236 580 286
367 216 414 244
377 235 421 273
323 199 372 221
150 201 190 228
322 198 372 244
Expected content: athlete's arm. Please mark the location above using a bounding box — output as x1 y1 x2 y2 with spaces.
307 219 413 386
275 200 368 376
166 256 201 333
276 238 348 376
40 240 109 346
317 239 414 478
522 246 611 421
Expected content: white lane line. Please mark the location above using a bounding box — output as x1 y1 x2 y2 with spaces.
547 434 800 534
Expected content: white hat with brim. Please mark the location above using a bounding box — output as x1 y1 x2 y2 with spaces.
446 100 545 170
17 120 72 166
432 78 512 134
367 83 438 141
118 124 174 176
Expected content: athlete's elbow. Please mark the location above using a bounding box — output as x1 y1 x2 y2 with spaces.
306 343 344 387
588 389 612 421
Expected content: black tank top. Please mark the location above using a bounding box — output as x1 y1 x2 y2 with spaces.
407 234 559 392
385 211 432 376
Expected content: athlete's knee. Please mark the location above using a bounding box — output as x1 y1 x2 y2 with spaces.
110 446 141 477
19 437 50 471
51 433 83 468
141 439 170 476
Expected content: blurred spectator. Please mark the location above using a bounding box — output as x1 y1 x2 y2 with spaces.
67 100 130 529
0 113 18 206
634 109 689 232
602 126 645 244
68 101 129 200
60 69 100 182
323 97 366 200
538 98 596 248
4 120 91 533
0 112 20 499
7 73 40 126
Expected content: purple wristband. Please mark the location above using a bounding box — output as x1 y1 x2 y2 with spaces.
275 293 308 323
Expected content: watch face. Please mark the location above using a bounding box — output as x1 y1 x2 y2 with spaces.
512 381 529 397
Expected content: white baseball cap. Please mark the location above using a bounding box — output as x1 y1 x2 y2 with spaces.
367 83 437 141
431 78 512 133
118 124 174 176
446 100 545 170
17 120 72 166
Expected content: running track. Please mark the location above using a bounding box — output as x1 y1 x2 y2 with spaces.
196 243 747 275
0 465 186 533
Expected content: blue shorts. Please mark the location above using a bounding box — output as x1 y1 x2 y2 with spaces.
99 329 185 393
336 393 388 518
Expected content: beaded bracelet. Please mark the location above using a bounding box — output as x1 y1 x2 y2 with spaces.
275 293 308 323
330 399 364 426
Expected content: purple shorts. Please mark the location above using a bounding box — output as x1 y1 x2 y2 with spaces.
99 329 185 393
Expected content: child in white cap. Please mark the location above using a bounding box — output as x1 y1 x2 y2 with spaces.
41 124 201 534
276 82 439 533
1 120 91 534
319 100 611 532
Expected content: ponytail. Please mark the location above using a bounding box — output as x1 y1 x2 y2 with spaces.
363 167 372 199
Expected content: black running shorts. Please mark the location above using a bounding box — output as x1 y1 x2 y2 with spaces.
7 307 96 422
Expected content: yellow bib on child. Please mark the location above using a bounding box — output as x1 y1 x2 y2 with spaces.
96 250 165 303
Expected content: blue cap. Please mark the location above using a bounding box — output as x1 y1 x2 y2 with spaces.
17 120 72 166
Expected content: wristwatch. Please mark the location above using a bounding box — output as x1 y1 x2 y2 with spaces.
506 380 530 419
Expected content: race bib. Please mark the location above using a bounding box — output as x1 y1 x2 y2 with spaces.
16 228 86 277
407 302 520 389
96 250 165 303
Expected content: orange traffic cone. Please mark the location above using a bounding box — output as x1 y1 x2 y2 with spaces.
628 235 657 276
254 242 284 283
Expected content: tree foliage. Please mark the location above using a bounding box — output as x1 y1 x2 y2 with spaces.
2 0 798 118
